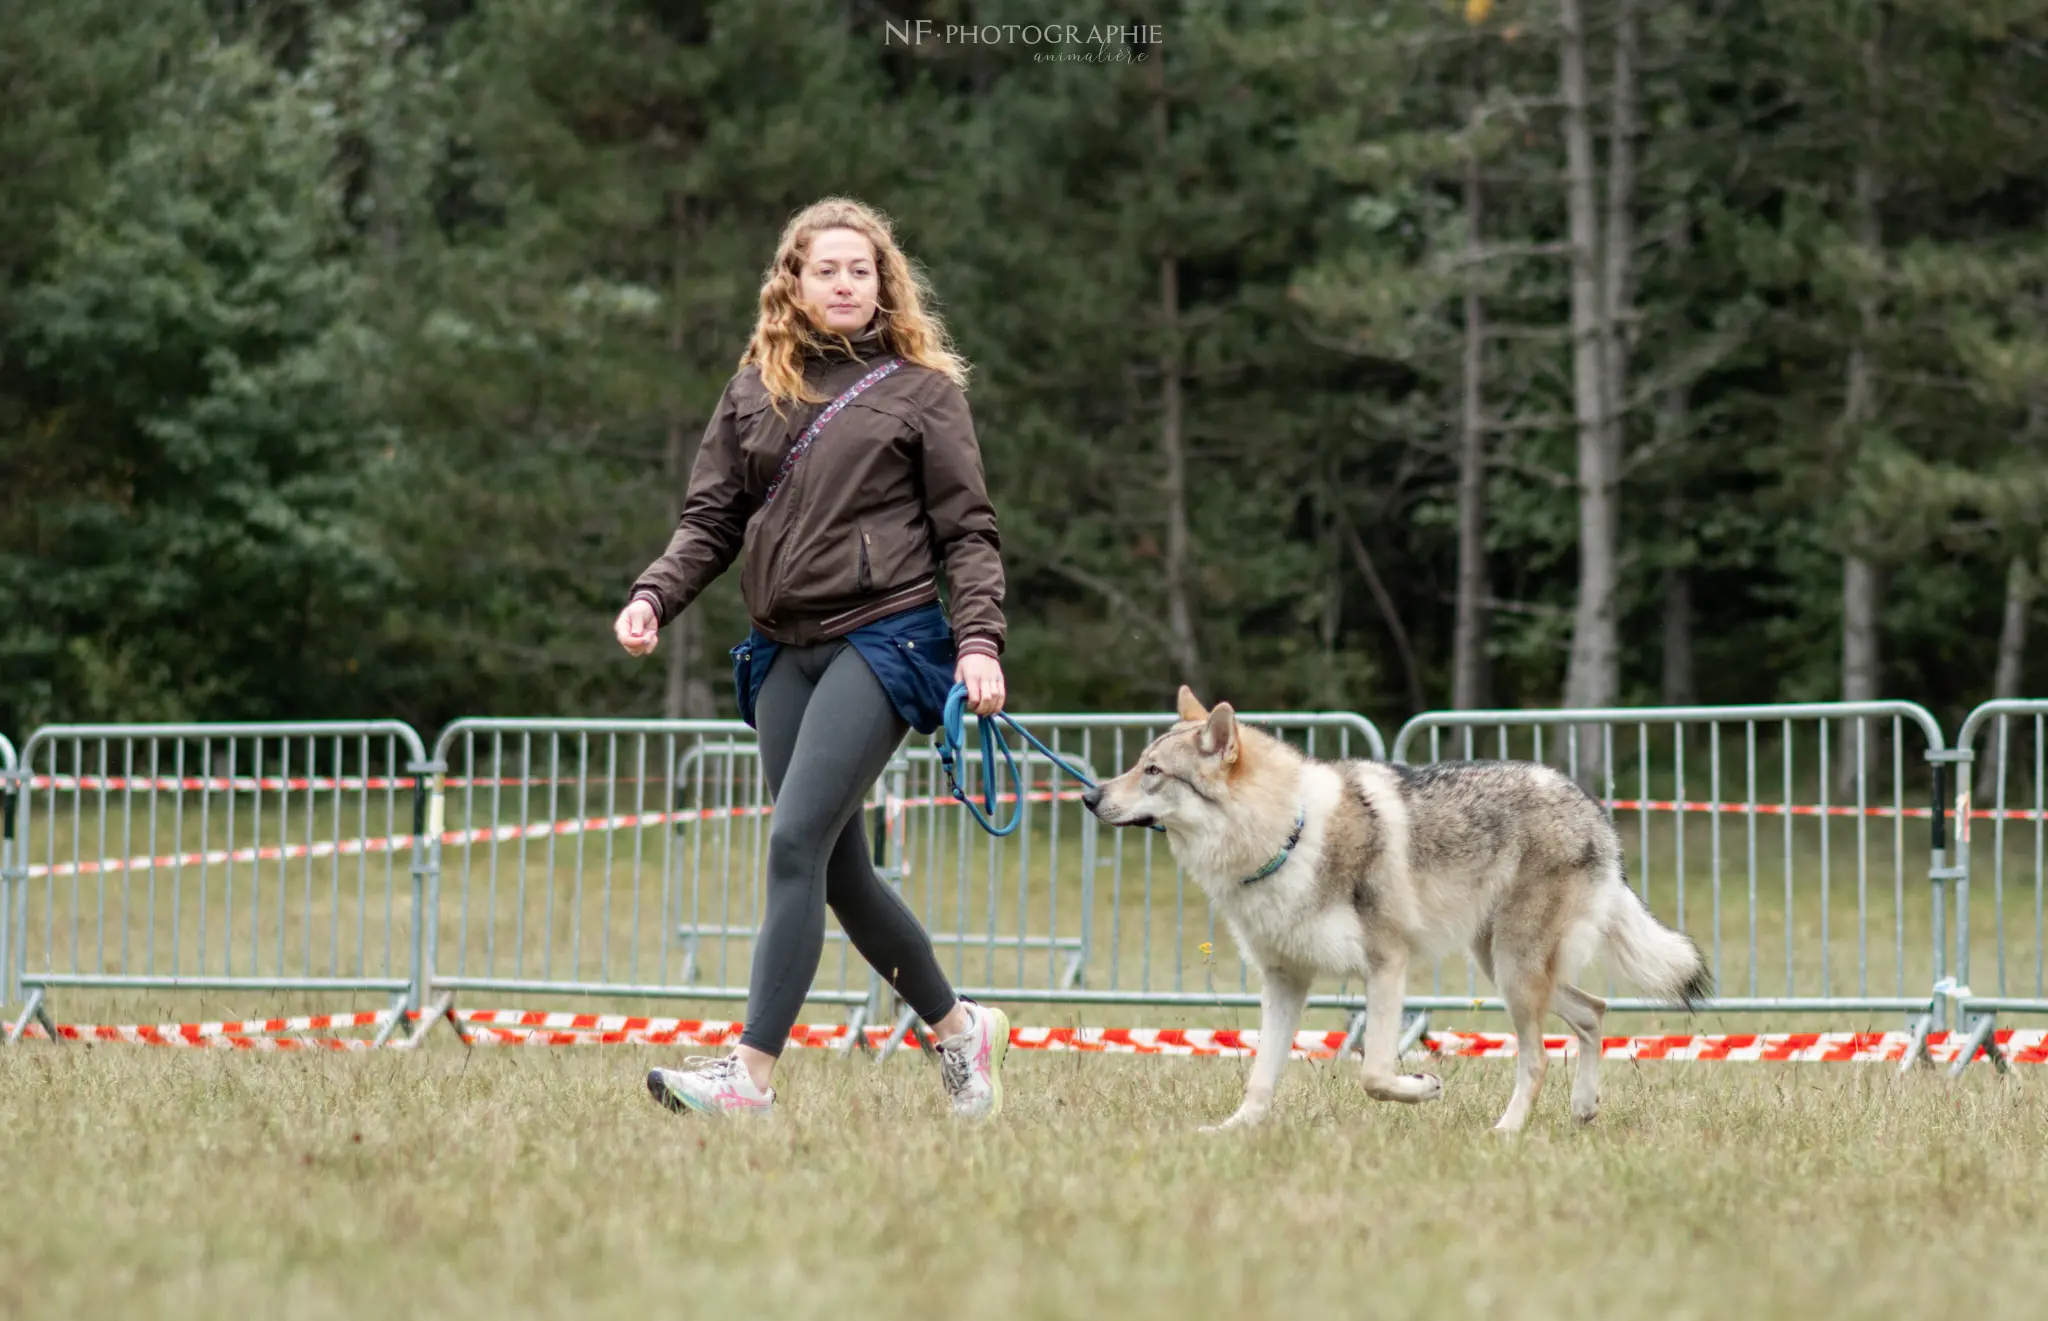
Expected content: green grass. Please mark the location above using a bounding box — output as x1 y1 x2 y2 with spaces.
2 1036 2044 1321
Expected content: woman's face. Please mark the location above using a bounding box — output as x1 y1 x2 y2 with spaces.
798 227 880 336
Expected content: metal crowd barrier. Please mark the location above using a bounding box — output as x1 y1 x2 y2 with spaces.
1 699 1988 1072
6 722 432 1044
1390 703 1954 1056
1946 699 2048 1074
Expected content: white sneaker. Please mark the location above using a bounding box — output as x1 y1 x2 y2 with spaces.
936 1002 1010 1120
645 1056 775 1118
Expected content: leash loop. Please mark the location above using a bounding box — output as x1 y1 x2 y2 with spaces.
932 683 1163 837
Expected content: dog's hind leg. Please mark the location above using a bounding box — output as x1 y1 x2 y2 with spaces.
1550 983 1607 1125
1358 939 1441 1105
1491 945 1558 1134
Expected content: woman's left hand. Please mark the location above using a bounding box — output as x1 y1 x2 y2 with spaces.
956 653 1007 717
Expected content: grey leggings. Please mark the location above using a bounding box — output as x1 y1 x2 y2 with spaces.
739 639 960 1057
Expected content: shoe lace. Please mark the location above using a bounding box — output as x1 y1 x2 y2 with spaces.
937 1035 973 1097
683 1055 742 1081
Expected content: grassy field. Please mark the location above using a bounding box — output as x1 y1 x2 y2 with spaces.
3 1032 2045 1321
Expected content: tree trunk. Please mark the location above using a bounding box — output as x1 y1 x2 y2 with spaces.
1150 51 1204 693
1452 140 1492 711
1977 554 2034 800
1599 0 1639 447
1990 551 2034 692
1660 493 1695 706
1156 254 1204 691
1837 317 1882 802
1834 192 1882 790
1559 0 1622 747
1319 467 1345 710
1836 550 1882 797
1834 23 1885 799
1656 208 1695 708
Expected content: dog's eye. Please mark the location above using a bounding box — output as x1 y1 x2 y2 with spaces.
1142 764 1162 777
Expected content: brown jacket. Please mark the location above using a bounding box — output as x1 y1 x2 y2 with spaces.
630 329 1006 659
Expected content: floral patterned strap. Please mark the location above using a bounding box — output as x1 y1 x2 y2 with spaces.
762 357 905 505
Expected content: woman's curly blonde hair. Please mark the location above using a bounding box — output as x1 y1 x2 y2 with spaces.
741 197 970 407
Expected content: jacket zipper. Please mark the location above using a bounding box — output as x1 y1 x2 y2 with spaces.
762 403 817 621
858 528 872 593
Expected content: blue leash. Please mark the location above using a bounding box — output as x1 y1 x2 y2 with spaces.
934 682 1164 837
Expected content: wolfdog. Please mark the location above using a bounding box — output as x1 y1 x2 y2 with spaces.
1080 688 1710 1133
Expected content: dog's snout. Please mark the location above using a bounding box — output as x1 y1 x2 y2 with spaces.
1081 785 1103 812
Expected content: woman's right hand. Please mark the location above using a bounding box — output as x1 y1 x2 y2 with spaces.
615 599 660 657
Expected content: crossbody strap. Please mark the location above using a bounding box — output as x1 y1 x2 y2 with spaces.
761 356 905 505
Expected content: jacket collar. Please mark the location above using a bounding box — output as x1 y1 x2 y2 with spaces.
801 320 887 367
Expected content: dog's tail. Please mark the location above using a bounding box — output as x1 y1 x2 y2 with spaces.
1599 880 1712 1011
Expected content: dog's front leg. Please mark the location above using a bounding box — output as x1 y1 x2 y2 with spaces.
1202 966 1309 1132
1358 942 1442 1104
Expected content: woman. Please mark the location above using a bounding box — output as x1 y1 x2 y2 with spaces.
614 197 1012 1120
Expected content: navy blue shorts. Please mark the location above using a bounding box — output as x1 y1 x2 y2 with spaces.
730 602 960 736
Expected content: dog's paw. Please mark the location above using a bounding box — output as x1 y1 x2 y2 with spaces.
1365 1072 1442 1104
1198 1108 1266 1134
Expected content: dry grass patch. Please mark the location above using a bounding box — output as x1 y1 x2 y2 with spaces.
2 1039 2044 1321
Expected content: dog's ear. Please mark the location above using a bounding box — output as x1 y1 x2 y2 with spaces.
1176 685 1209 723
1196 702 1239 764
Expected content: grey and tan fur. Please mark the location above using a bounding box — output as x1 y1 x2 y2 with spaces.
1081 687 1711 1134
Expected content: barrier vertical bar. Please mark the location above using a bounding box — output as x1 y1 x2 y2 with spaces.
411 753 444 1014
1930 749 1952 1032
1 735 18 1009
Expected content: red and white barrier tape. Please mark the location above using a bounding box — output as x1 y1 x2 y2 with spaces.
14 1009 389 1045
21 804 772 880
1420 1028 2048 1064
16 788 1075 881
12 1009 2045 1065
23 833 415 880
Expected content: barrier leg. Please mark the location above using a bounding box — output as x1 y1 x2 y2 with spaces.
370 991 413 1049
1947 1013 2007 1079
6 987 49 1044
1898 1012 1935 1074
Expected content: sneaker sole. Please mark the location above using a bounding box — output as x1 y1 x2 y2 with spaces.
645 1069 691 1115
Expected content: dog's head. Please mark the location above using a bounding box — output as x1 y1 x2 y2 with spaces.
1081 686 1242 832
